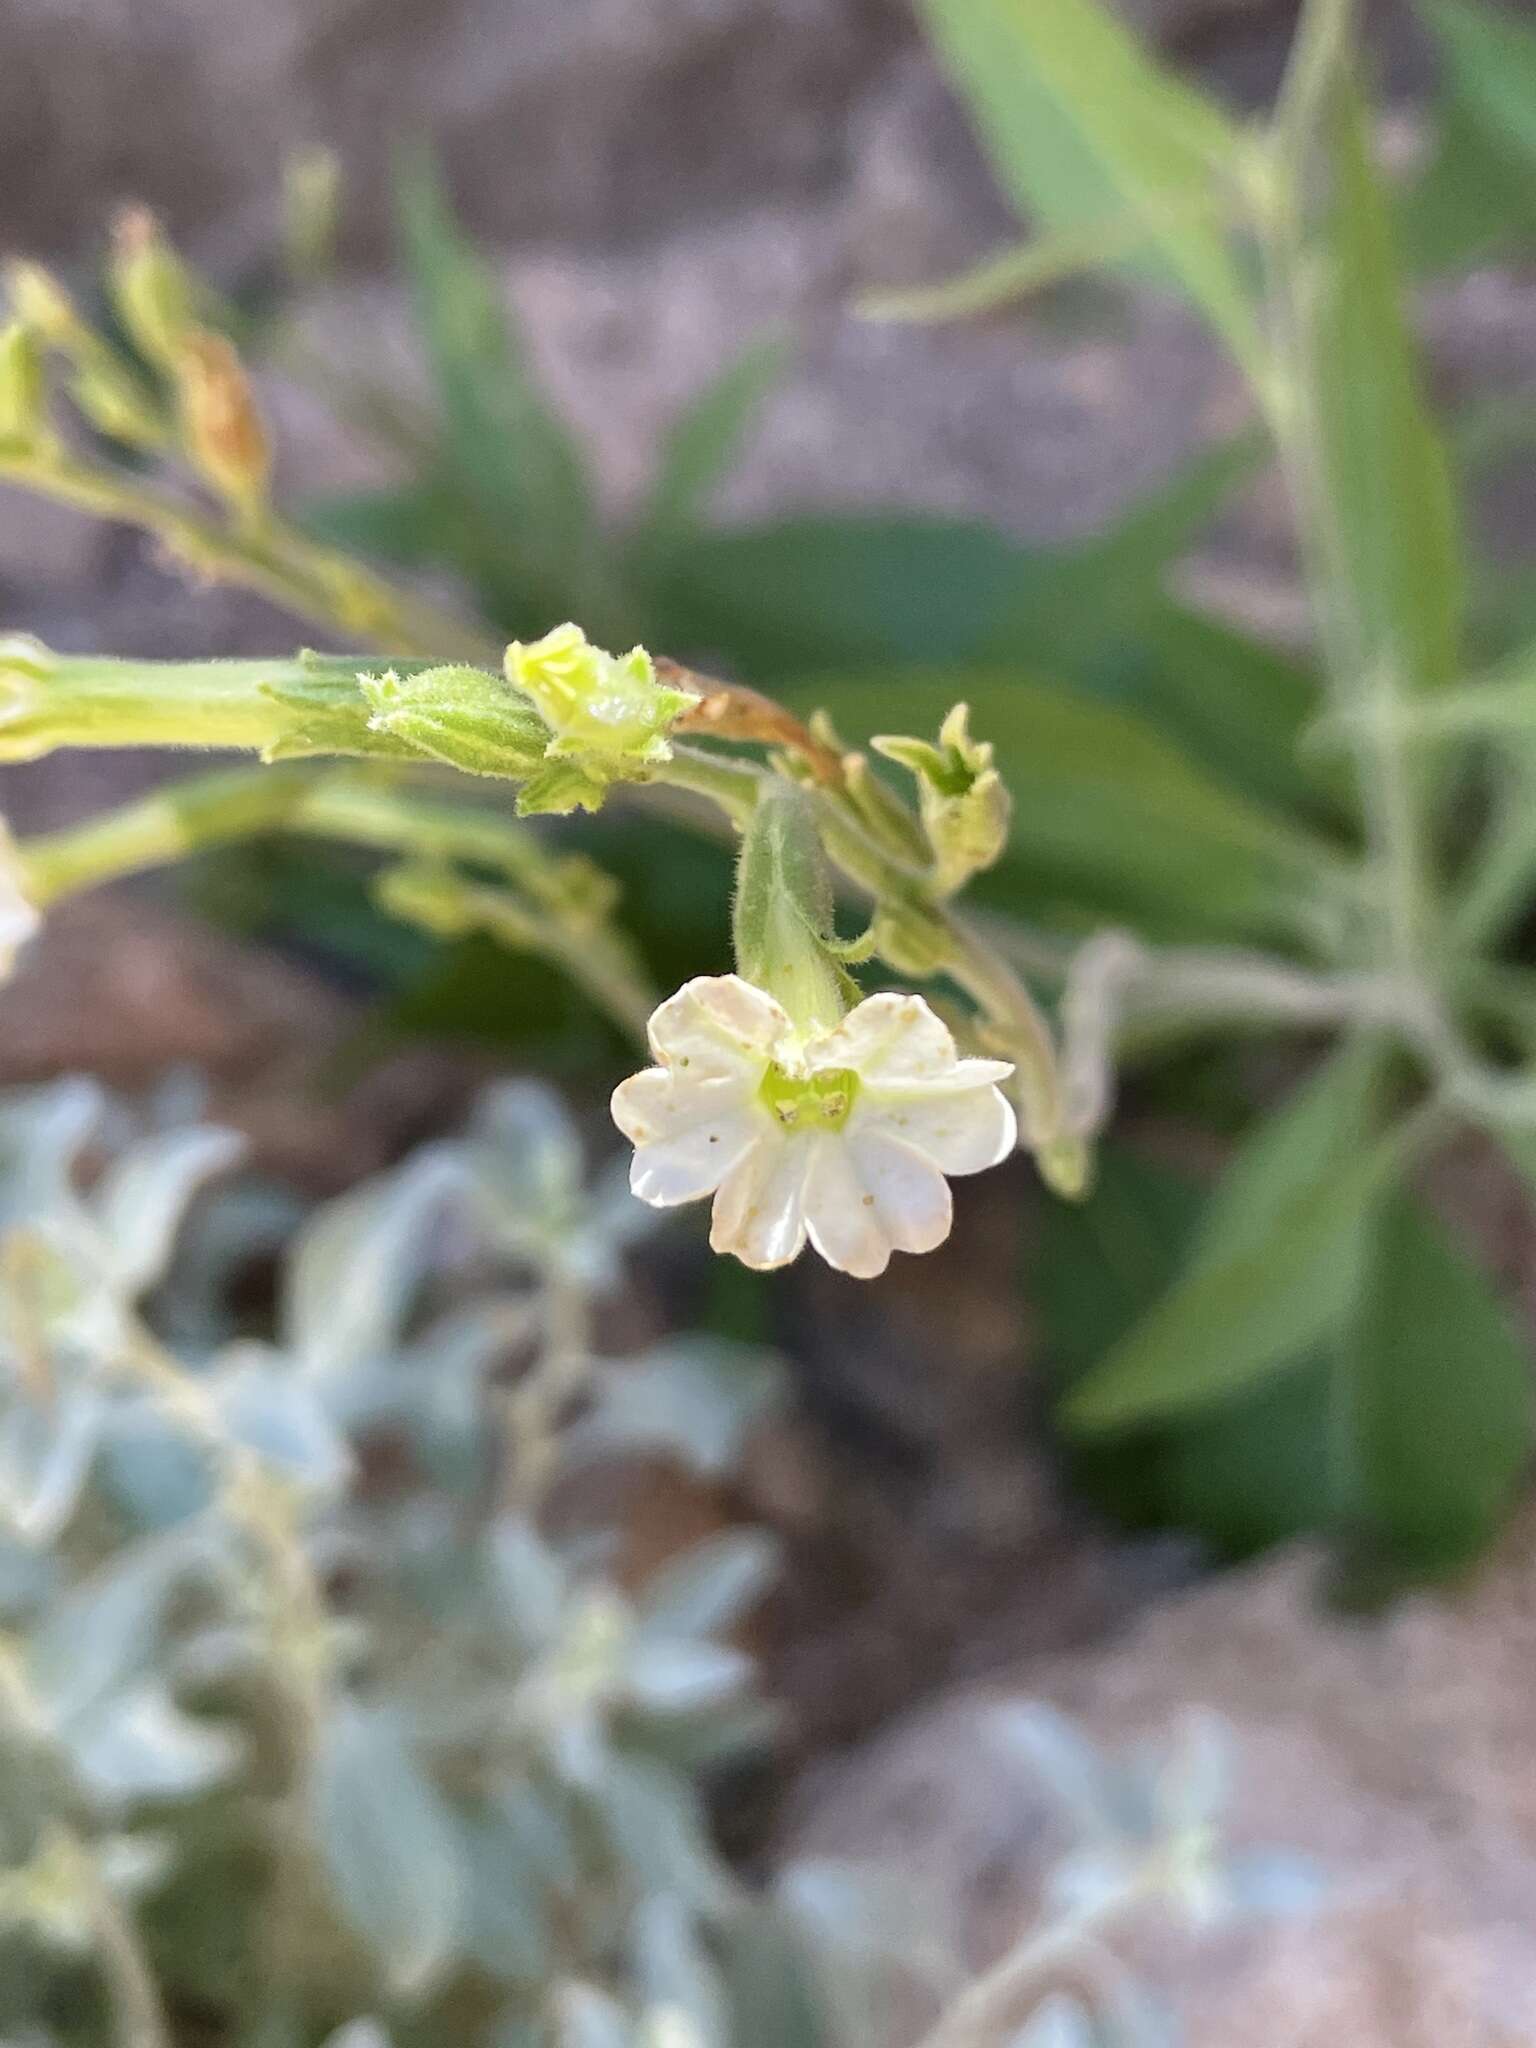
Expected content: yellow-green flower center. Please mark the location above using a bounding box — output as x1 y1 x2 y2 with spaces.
759 1063 859 1133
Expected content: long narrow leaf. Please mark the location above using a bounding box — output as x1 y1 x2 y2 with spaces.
914 0 1262 370
396 151 597 630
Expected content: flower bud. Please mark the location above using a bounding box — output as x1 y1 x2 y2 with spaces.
5 263 82 346
874 702 1012 896
0 323 47 452
110 205 197 373
283 146 343 282
505 623 698 773
176 329 270 523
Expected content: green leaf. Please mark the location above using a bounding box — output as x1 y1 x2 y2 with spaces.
395 150 597 630
649 516 1031 678
1063 1047 1391 1431
300 484 453 569
1344 1186 1531 1574
1282 27 1463 699
1107 601 1332 820
913 0 1262 370
638 335 786 551
1417 0 1536 169
650 440 1256 688
1406 0 1536 270
805 669 1343 943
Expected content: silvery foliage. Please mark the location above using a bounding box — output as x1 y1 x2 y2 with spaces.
0 1079 1317 2048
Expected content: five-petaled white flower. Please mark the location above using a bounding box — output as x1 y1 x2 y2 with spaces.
611 975 1016 1278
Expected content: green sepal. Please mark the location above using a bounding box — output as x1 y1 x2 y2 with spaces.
258 660 434 765
515 759 612 817
359 665 549 780
732 783 850 1035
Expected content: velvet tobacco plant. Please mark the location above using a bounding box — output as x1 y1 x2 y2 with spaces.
5 0 1536 1577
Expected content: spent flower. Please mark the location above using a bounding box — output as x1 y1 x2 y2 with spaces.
612 975 1016 1278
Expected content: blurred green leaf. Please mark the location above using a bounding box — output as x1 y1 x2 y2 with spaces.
637 334 786 555
301 482 456 569
396 150 598 632
808 668 1342 942
1343 1186 1532 1574
650 515 1030 677
1282 27 1463 699
1109 601 1332 820
1417 0 1536 167
914 0 1262 370
1063 1048 1390 1431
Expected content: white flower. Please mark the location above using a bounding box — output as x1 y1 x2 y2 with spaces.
611 975 1017 1279
0 821 38 981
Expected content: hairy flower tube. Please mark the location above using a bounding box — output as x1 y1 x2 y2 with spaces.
611 975 1017 1277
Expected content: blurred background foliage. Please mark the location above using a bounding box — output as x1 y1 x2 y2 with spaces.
179 0 1536 1592
11 0 1536 2036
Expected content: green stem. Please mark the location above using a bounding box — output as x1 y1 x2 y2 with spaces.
82 1849 173 2048
22 764 319 901
0 451 496 665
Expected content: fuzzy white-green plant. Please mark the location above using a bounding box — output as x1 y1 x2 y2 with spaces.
0 1077 1312 2048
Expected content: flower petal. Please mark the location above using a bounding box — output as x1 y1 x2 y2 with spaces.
647 975 791 1081
853 1082 1016 1176
844 1128 953 1257
709 1133 810 1270
611 1070 761 1206
806 991 1011 1093
802 1136 894 1279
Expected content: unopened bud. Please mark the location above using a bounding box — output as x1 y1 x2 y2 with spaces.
110 206 197 372
5 263 81 346
70 357 167 448
874 702 1012 896
0 324 47 452
177 330 270 523
283 147 343 282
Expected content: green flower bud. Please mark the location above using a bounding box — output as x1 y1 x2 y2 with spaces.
842 750 931 867
0 324 47 452
110 206 198 373
69 356 168 448
504 623 698 770
5 263 82 346
874 702 1012 896
359 665 549 780
283 147 343 283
